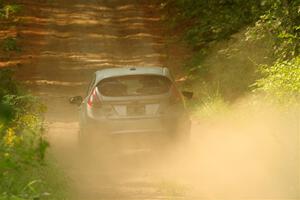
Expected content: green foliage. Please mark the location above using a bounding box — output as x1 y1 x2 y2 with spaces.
0 69 66 200
165 0 300 104
247 1 300 101
246 0 300 60
2 37 21 52
0 1 66 198
181 32 271 100
189 89 229 120
0 3 22 19
163 0 273 101
0 69 18 95
254 56 300 101
165 0 266 48
182 51 207 81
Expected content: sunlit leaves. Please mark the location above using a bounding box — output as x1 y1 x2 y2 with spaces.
0 69 48 199
254 56 300 101
166 0 300 102
246 0 300 60
0 4 21 19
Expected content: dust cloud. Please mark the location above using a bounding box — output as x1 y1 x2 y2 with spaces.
48 97 300 200
17 0 299 199
178 98 299 199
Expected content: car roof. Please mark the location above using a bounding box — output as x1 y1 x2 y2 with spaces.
94 66 172 83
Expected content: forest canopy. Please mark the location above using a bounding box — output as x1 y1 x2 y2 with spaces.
163 0 300 102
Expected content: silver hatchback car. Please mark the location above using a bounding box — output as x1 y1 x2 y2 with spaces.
71 67 192 147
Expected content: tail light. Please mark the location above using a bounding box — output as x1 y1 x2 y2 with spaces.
87 87 102 108
170 85 182 104
87 87 115 116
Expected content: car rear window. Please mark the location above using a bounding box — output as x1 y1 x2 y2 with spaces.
97 75 172 97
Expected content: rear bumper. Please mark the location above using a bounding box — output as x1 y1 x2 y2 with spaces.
82 116 190 137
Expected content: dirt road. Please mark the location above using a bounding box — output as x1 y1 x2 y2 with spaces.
14 0 300 199
16 0 190 199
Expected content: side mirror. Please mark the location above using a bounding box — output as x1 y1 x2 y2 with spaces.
182 91 193 99
69 96 83 106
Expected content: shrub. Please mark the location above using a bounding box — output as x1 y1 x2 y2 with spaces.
246 0 300 61
0 3 22 19
247 1 300 101
0 69 67 200
253 57 300 101
164 0 300 103
190 90 229 120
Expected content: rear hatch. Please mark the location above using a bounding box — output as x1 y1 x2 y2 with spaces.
87 75 179 119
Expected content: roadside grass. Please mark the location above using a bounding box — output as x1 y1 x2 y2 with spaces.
0 2 71 200
23 157 69 200
189 92 229 121
0 68 68 200
0 158 69 200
